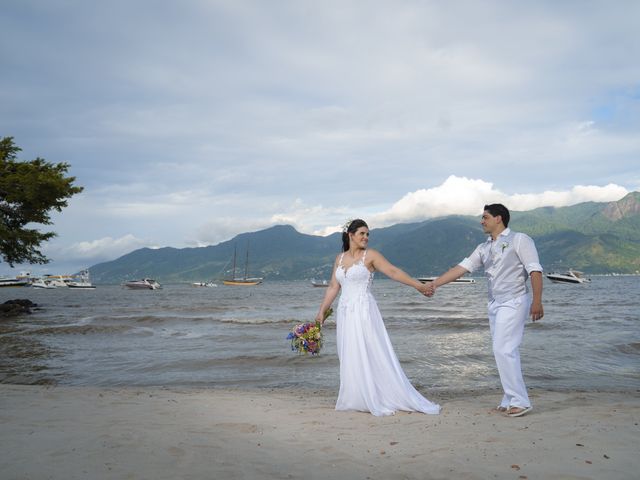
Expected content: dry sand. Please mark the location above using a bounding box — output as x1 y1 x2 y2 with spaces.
1 385 638 479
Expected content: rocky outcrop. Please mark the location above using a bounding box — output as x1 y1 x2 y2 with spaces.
603 192 640 221
0 299 37 317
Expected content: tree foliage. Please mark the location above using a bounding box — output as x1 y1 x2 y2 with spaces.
0 136 83 266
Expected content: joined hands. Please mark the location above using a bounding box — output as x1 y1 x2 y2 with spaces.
418 281 436 297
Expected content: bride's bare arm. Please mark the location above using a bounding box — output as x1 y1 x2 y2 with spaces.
368 249 427 294
315 255 341 323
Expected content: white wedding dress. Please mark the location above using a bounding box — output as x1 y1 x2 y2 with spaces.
334 251 440 416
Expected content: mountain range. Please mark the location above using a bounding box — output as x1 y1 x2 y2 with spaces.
89 192 640 283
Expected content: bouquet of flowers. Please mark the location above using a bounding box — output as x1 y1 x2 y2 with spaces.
287 308 333 355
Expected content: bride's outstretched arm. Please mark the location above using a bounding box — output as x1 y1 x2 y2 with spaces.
315 256 341 324
368 249 428 295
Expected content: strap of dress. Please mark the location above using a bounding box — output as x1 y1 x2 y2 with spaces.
338 252 345 267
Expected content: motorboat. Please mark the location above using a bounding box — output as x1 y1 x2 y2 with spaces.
68 281 96 289
67 270 97 289
418 276 476 284
0 277 31 287
42 275 73 287
546 270 591 284
192 281 217 287
311 279 329 287
124 278 161 290
31 279 57 289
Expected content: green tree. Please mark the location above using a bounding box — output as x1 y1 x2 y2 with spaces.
0 136 83 266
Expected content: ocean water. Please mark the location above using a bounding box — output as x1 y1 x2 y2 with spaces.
1 276 638 394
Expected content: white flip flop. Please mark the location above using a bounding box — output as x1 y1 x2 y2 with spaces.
506 406 533 417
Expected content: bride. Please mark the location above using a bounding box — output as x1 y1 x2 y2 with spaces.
316 219 440 416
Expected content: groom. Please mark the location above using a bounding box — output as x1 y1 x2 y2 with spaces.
428 204 544 417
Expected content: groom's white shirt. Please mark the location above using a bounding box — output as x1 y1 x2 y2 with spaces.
458 228 543 303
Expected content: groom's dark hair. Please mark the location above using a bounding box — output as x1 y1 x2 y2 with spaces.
484 204 510 227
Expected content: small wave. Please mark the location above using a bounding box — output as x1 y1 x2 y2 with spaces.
35 313 322 328
107 314 299 326
153 305 232 313
133 315 179 324
386 301 430 308
615 342 640 355
140 354 328 373
156 329 209 340
29 325 135 335
75 316 98 326
219 317 295 325
391 317 488 331
523 373 562 381
129 315 222 324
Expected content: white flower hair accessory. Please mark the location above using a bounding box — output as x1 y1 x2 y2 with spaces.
342 219 354 233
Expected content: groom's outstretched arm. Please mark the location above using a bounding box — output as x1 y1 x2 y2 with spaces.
427 245 479 295
431 265 469 291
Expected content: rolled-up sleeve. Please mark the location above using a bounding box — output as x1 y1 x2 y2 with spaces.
517 233 543 274
458 244 484 273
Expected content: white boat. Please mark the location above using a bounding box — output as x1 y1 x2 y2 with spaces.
418 276 476 284
0 277 30 287
67 270 97 289
17 271 34 282
31 279 57 289
124 278 161 290
42 275 73 287
192 281 217 287
546 270 590 284
311 279 329 287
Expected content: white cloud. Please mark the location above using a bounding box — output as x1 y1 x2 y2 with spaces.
194 218 272 247
314 224 344 237
269 199 350 235
191 178 632 244
370 176 629 227
370 176 498 225
45 234 151 264
192 199 350 246
509 184 630 211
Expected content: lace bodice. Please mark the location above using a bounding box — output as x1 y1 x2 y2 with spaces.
335 251 374 305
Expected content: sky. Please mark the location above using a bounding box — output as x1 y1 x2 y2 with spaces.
1 0 639 275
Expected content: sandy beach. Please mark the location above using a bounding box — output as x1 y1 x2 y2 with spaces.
1 385 638 480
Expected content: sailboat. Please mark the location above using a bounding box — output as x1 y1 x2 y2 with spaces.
222 244 263 286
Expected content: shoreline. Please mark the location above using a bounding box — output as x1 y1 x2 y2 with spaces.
1 385 638 479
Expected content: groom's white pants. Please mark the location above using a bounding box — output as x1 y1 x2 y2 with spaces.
488 293 531 409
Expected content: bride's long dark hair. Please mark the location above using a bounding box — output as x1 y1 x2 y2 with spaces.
342 219 368 252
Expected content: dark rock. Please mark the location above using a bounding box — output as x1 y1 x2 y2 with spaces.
1 299 38 317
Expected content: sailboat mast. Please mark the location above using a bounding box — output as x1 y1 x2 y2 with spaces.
244 242 249 280
232 245 237 280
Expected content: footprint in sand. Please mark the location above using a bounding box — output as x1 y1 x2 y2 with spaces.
168 446 186 457
215 422 259 433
